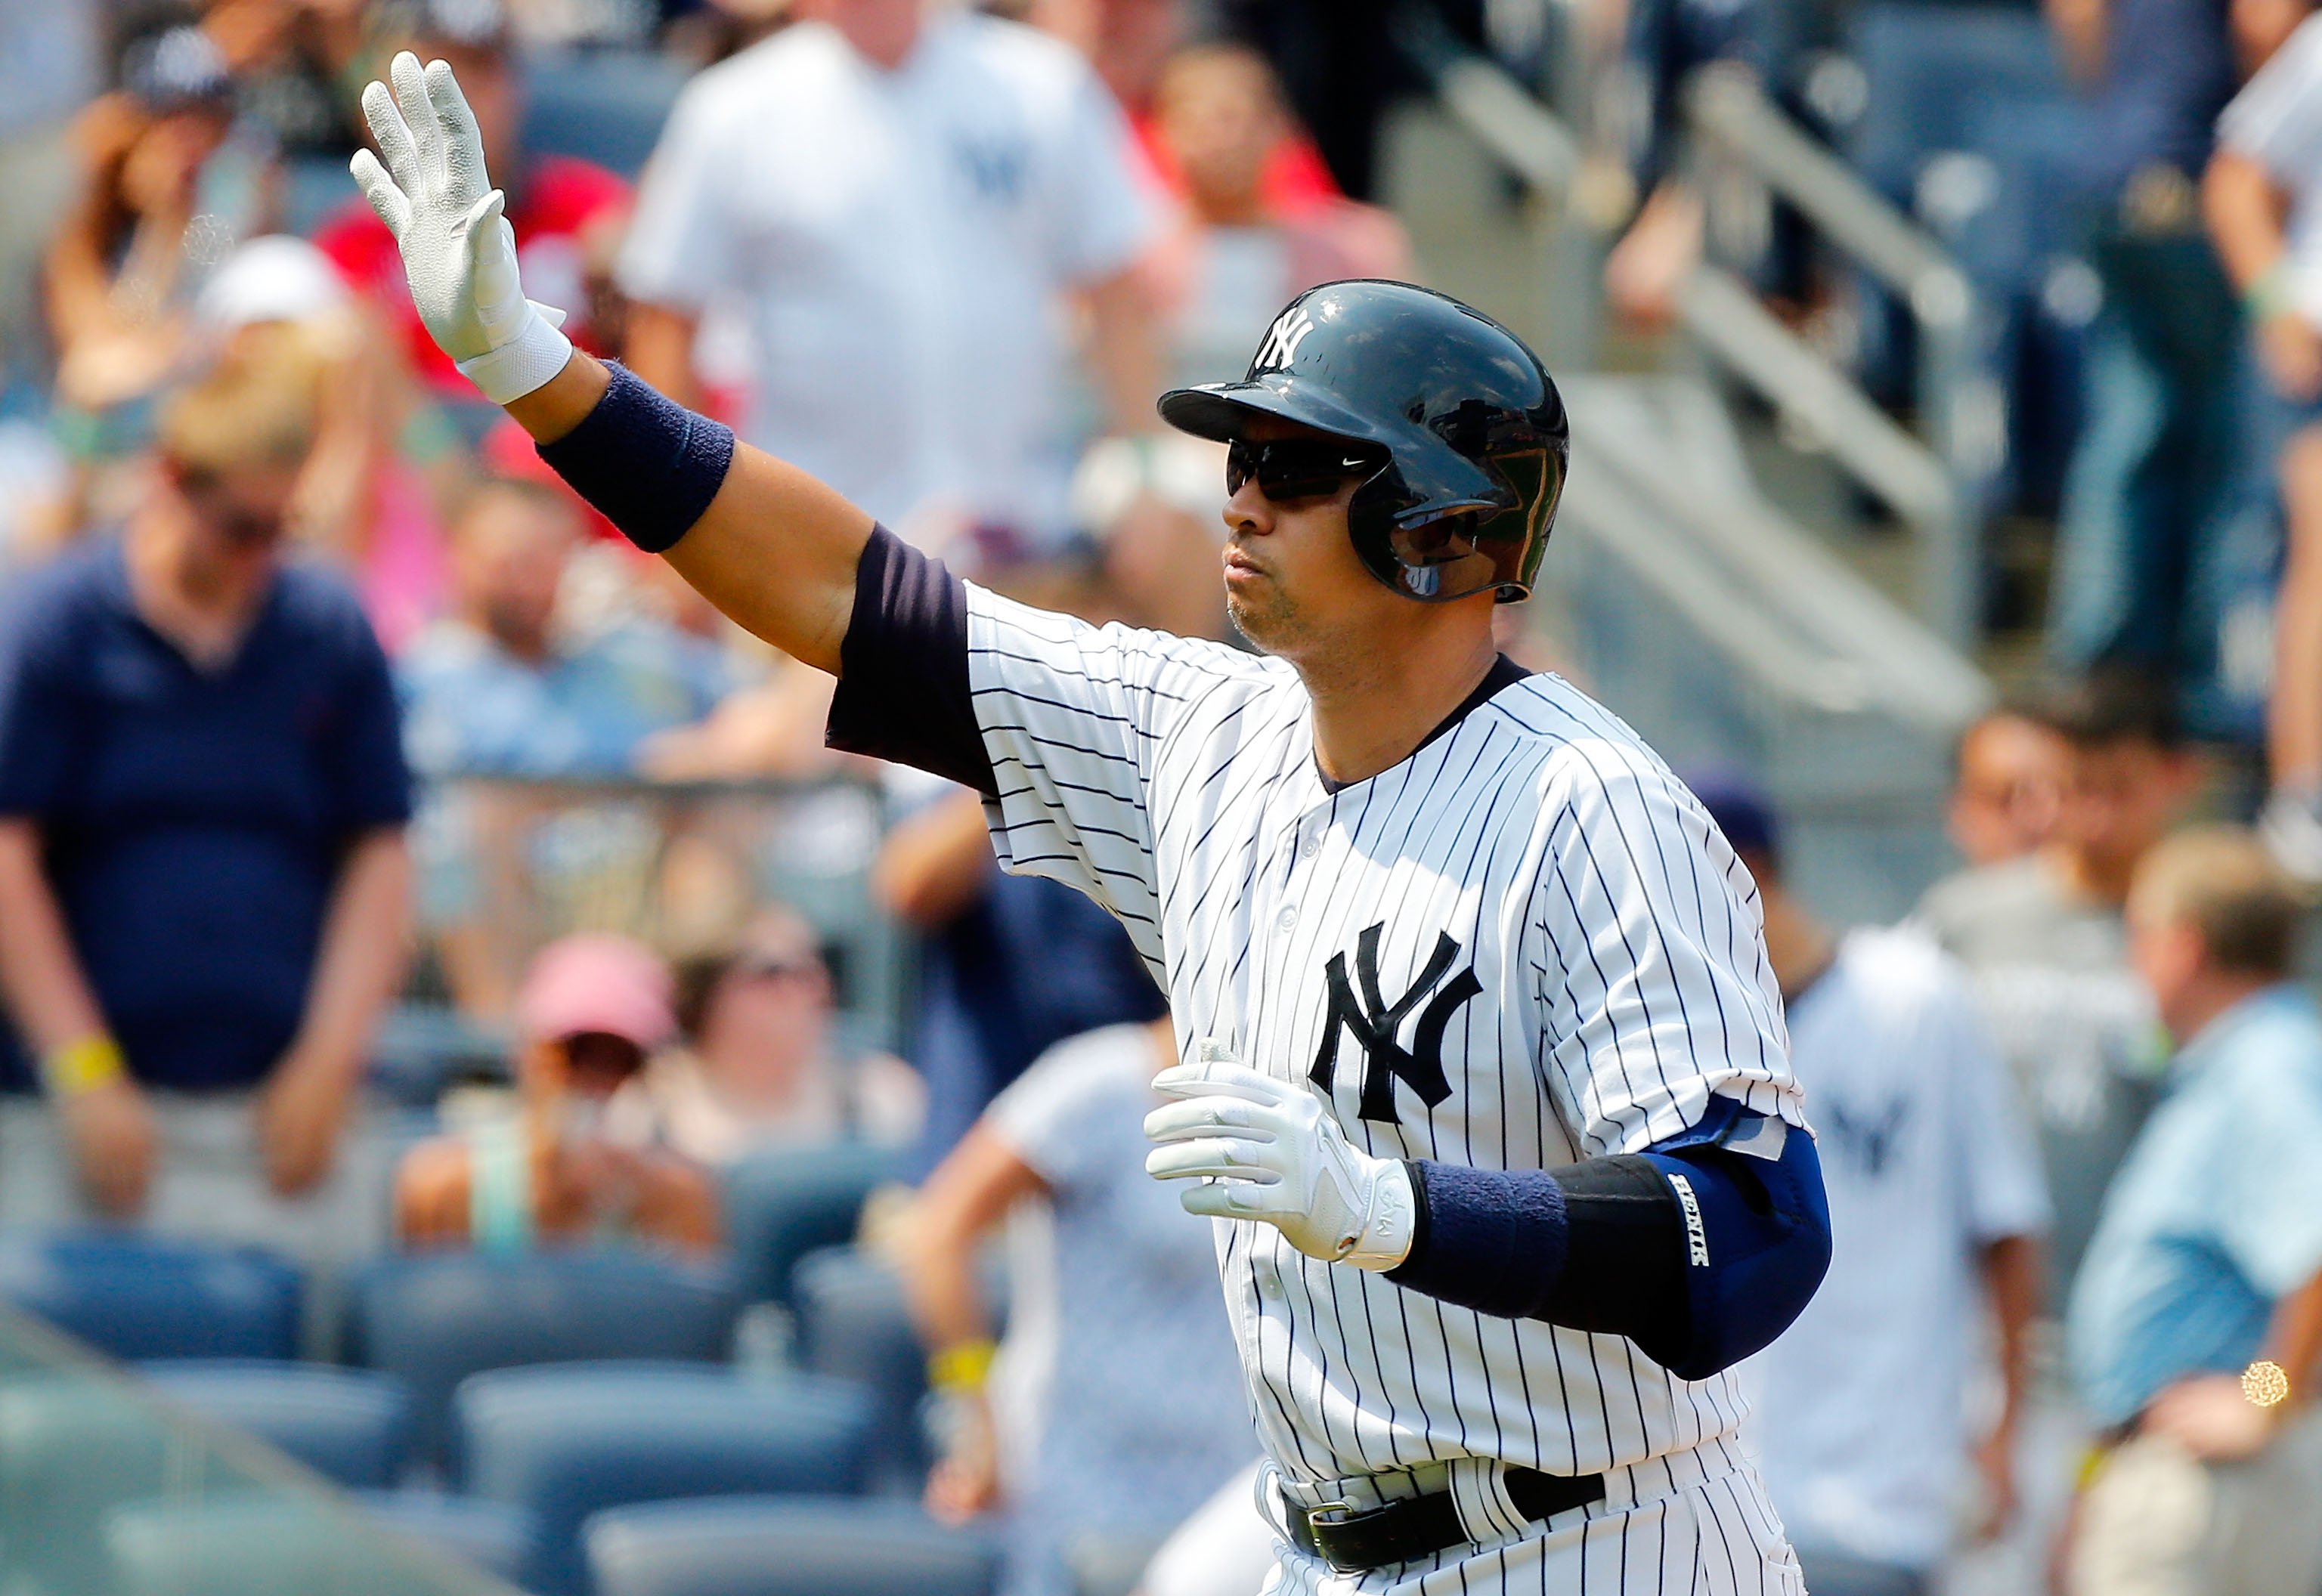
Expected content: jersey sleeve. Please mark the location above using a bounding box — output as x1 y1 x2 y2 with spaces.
1526 745 1802 1155
616 80 741 311
968 585 1255 967
2219 16 2322 184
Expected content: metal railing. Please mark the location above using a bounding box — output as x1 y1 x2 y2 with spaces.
1395 12 1998 645
1683 64 2005 646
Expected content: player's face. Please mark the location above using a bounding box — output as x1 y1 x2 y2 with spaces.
1220 416 1409 658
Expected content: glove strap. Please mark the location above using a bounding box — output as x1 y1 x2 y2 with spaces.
1342 1158 1417 1271
456 305 575 406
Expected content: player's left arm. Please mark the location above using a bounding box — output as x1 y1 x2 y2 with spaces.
1147 751 1832 1381
1147 1068 1829 1381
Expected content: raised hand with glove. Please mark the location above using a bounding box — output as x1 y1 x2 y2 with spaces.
348 51 572 405
1143 1042 1416 1270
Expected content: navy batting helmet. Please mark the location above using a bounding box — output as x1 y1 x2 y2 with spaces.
1157 280 1568 604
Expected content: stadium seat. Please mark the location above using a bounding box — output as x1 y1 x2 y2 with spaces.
103 1495 515 1596
454 1362 877 1595
140 1359 417 1489
346 1248 740 1465
584 1497 998 1596
722 1142 899 1307
0 1231 302 1362
790 1245 929 1486
354 1489 541 1585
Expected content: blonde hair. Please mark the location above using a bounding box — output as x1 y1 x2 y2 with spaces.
2129 826 2301 979
154 323 328 478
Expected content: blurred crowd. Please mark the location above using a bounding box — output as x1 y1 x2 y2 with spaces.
2 2 2322 1596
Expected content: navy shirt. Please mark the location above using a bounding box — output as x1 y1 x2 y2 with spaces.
0 540 412 1093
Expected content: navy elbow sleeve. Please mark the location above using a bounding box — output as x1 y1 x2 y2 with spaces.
1639 1125 1831 1380
1387 1108 1830 1382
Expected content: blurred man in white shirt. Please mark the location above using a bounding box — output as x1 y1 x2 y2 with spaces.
618 0 1164 555
1691 774 2050 1596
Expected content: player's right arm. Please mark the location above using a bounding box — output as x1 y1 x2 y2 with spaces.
351 52 869 675
354 53 1243 943
503 351 869 675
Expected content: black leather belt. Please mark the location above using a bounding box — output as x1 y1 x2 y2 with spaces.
1286 1468 1607 1573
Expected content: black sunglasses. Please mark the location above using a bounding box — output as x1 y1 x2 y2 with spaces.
1226 437 1382 503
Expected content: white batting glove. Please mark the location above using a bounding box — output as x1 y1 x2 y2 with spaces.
1144 1043 1416 1270
349 51 572 404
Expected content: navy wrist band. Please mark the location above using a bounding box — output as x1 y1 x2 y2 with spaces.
1387 1158 1571 1318
534 363 735 554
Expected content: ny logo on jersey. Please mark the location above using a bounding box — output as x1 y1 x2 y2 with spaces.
1311 923 1484 1123
1252 305 1317 373
1823 1094 1909 1177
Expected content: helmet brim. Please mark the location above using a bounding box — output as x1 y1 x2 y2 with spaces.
1157 376 1388 447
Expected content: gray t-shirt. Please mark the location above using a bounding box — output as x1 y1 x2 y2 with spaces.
987 1024 1252 1594
1912 856 2162 1297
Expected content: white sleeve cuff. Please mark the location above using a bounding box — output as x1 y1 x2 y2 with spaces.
455 306 576 406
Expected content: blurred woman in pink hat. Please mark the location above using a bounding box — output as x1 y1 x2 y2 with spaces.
392 933 720 1254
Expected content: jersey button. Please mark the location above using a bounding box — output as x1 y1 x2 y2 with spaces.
1276 905 1299 933
1299 834 1320 861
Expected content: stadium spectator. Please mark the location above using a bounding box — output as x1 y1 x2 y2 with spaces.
44 25 274 425
1069 431 1231 639
2064 827 2322 1596
894 1018 1252 1596
1947 705 2069 868
1601 0 1758 329
618 0 1165 556
603 905 921 1162
316 0 630 413
0 337 411 1262
194 234 455 654
1914 673 2200 1300
2207 5 2322 880
2042 0 2248 729
395 932 720 1252
397 476 734 779
1693 774 2048 1596
1141 42 1412 388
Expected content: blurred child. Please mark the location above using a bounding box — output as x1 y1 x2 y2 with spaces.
894 1018 1249 1596
395 933 719 1252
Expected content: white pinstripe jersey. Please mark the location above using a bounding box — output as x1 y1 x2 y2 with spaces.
964 584 1807 1493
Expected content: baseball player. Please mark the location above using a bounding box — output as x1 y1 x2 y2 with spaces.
352 53 1832 1592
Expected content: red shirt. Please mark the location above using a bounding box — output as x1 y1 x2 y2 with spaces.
315 153 630 395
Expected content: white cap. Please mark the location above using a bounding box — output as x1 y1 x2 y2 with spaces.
1070 434 1229 542
197 236 351 332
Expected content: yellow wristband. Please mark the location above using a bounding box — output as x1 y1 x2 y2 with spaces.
40 1035 125 1096
927 1339 996 1395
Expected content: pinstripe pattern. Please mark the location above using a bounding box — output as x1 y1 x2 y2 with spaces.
1259 1461 1803 1596
965 587 1806 1588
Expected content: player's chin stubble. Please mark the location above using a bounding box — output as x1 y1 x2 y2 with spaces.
1226 582 1310 654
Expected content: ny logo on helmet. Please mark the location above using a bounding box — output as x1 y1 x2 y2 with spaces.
1311 924 1482 1124
1252 305 1317 373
